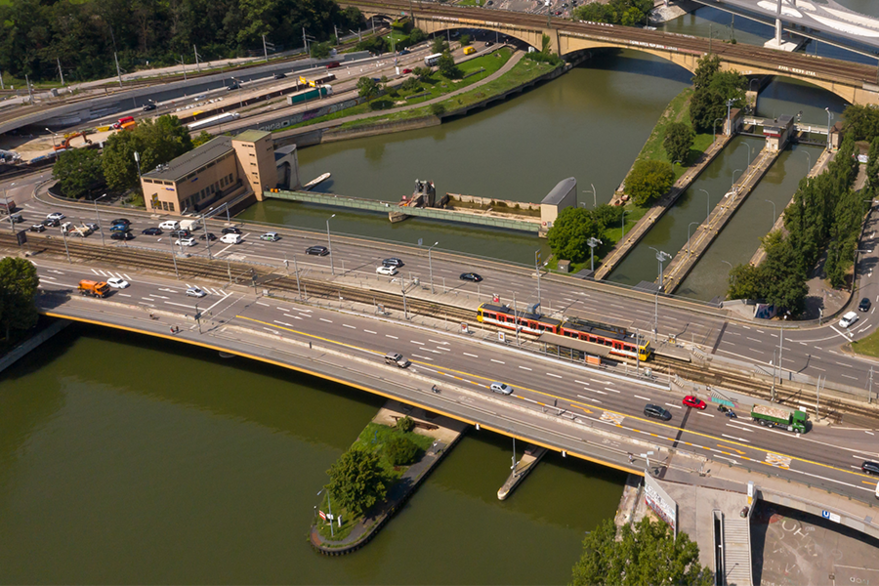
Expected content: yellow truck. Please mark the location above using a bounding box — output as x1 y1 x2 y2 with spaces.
463 46 477 55
78 280 110 298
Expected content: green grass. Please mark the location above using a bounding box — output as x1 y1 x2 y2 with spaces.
851 331 879 357
337 53 557 130
275 48 514 132
315 422 435 542
457 0 484 5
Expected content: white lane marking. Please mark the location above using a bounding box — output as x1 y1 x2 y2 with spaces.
604 387 620 393
842 374 859 380
386 334 398 339
866 431 875 436
519 366 532 371
746 337 761 343
148 294 170 299
726 424 754 433
491 359 505 364
836 361 853 367
665 403 682 409
256 301 269 307
634 394 651 401
429 339 448 345
721 434 750 443
273 320 293 327
164 301 196 309
811 366 826 371
831 325 854 341
282 314 302 320
411 354 433 361
278 307 291 312
319 318 332 323
411 340 424 345
118 293 131 297
463 352 479 358
436 347 451 352
263 327 280 334
575 380 590 386
343 324 356 329
547 373 562 379
697 412 715 417
138 302 156 307
364 330 377 334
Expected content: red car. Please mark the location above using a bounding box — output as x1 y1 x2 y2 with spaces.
682 395 707 410
402 68 412 74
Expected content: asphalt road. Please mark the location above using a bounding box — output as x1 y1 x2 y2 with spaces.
30 257 879 505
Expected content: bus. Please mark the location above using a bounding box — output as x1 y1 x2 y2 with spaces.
424 53 443 66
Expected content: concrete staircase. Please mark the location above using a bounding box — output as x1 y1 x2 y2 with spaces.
723 518 753 586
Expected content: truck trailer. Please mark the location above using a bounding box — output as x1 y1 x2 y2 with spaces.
750 404 808 433
186 112 240 132
286 86 332 106
78 280 110 298
179 219 201 232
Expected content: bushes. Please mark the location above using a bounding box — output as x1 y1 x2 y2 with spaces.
401 77 422 92
384 435 421 466
626 160 674 205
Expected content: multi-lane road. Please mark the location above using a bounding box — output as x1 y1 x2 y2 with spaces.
31 257 879 505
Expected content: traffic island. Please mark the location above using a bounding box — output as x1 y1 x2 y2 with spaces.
310 400 468 555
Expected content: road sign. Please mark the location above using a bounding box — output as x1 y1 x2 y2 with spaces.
821 510 841 523
16 231 27 246
461 322 469 333
498 331 505 343
319 510 326 520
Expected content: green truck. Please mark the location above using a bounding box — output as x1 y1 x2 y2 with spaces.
750 404 808 433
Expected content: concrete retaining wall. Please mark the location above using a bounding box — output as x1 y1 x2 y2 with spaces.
321 116 441 142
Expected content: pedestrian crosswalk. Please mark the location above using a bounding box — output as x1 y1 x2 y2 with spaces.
184 283 231 297
765 452 791 469
91 268 132 281
600 411 625 425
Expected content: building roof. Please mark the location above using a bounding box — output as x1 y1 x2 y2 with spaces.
233 129 271 143
541 177 577 206
143 136 233 182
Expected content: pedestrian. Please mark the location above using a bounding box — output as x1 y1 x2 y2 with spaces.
628 453 634 464
170 326 175 334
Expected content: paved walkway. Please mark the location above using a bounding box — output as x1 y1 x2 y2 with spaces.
594 133 735 281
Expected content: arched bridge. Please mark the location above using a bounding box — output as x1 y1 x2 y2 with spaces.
347 0 879 106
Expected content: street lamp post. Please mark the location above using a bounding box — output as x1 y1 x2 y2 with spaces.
93 193 108 246
744 142 752 167
649 247 671 291
825 107 833 150
428 241 439 294
3 182 15 233
587 237 602 272
61 227 71 263
169 232 179 278
583 183 596 208
721 260 734 286
45 128 58 148
641 450 655 475
731 168 742 188
621 209 631 239
700 188 711 222
713 117 724 143
804 150 811 171
765 199 777 223
326 214 335 275
534 249 542 307
133 151 142 179
687 221 699 255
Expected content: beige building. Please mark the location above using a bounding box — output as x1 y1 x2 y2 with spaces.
140 130 279 216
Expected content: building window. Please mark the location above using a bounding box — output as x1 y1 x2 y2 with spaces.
162 202 169 211
169 202 175 212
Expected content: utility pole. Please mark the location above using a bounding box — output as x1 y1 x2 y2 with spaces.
0 70 4 90
113 52 123 87
262 34 269 62
771 349 777 402
778 326 784 385
25 74 34 104
193 45 201 72
178 55 187 81
61 228 71 263
57 58 65 86
513 291 520 347
816 376 823 419
869 366 874 404
587 237 602 272
534 250 542 308
169 233 179 279
303 27 309 55
293 257 302 300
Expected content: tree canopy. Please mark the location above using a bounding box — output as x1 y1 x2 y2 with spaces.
0 257 40 343
53 148 105 199
841 104 879 142
102 115 193 193
326 448 387 517
437 51 461 79
689 54 747 133
663 122 694 165
572 517 712 586
0 0 363 83
546 204 623 263
573 0 652 25
626 160 674 205
356 77 380 99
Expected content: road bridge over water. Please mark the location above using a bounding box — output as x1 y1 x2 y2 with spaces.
348 0 879 105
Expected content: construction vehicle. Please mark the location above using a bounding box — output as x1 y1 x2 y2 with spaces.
120 121 137 132
53 131 92 152
750 404 808 433
61 222 93 238
78 280 110 298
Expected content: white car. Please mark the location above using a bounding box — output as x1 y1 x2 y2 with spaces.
106 277 130 289
159 220 180 230
176 237 196 247
490 382 514 395
839 311 859 329
47 212 65 221
376 265 398 276
185 286 207 298
220 233 242 244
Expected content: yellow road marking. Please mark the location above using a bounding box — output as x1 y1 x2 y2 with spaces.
718 444 746 455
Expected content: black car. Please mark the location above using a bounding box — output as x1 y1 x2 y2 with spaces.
859 297 872 312
485 41 494 46
29 224 45 233
199 232 217 241
227 82 241 91
306 245 329 256
273 72 286 80
460 272 483 283
644 404 672 421
862 461 879 475
9 213 23 223
399 49 410 55
42 218 60 227
222 227 242 235
110 231 134 241
111 218 131 226
383 258 404 268
142 103 157 111
110 223 129 232
142 227 163 235
170 229 192 238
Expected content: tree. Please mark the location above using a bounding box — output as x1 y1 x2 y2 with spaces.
192 131 214 148
395 415 415 432
356 76 380 99
413 67 433 82
384 435 421 466
663 122 694 164
547 206 604 263
842 104 879 142
460 33 471 46
102 115 193 193
429 103 446 117
0 257 40 343
573 0 652 25
691 53 720 91
53 149 104 199
311 42 331 59
401 77 422 92
102 131 143 194
867 136 879 192
438 51 461 79
571 517 712 586
326 449 387 517
431 36 448 54
409 28 426 44
625 160 674 205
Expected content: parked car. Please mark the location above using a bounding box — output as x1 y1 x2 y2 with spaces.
222 226 242 235
460 272 483 282
859 298 872 312
259 232 281 242
110 231 134 241
85 223 99 232
490 382 513 395
46 212 65 221
199 232 216 241
682 395 707 410
29 224 45 233
142 227 163 235
485 41 494 46
306 245 329 256
227 82 241 90
186 286 207 298
176 238 196 247
376 265 398 276
644 404 672 421
383 258 404 268
326 61 341 69
839 311 859 329
107 277 130 289
220 233 242 244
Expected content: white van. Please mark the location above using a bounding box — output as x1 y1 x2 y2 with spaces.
159 220 180 231
179 219 201 232
839 311 859 329
220 233 242 244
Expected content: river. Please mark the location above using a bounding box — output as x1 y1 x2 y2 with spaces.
0 325 626 583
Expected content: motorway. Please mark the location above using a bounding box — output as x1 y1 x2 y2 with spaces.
28 256 879 507
7 175 879 398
